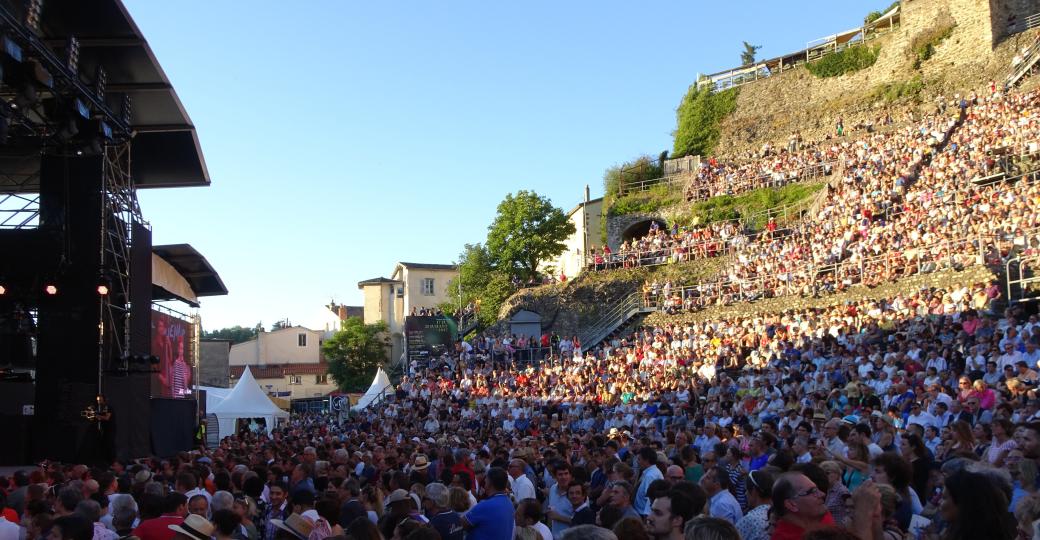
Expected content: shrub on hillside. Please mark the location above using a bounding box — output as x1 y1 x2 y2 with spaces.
910 16 956 69
869 75 924 103
672 85 739 159
806 45 880 78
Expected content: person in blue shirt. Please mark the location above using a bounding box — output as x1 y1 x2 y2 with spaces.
634 447 664 516
425 483 464 540
460 467 513 540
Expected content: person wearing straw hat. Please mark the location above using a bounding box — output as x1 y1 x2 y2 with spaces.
269 514 313 540
167 514 214 540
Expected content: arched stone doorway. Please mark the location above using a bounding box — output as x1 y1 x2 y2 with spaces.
622 219 667 243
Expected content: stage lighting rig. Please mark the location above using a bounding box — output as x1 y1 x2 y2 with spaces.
120 93 131 126
65 36 78 73
94 66 106 101
0 37 53 110
96 273 110 296
25 0 41 33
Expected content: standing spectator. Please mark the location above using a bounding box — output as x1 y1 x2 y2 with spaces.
460 468 512 540
769 472 832 540
545 465 574 537
645 490 695 540
699 468 741 525
735 471 773 540
423 483 462 540
634 448 663 516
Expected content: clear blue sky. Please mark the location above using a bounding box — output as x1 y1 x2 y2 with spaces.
126 1 872 331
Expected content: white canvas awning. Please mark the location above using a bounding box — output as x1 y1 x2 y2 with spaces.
208 367 289 436
352 367 393 411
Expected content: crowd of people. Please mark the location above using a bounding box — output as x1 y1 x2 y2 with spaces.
7 81 1040 540
684 140 835 203
635 88 1040 312
2 273 1039 540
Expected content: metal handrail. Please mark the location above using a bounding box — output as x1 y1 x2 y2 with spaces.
684 160 834 202
619 155 833 198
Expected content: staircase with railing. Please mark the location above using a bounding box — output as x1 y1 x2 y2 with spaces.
577 292 653 352
1006 32 1040 89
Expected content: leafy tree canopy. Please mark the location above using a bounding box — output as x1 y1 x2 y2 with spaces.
741 41 761 66
322 318 389 393
202 324 261 344
485 190 575 282
672 85 739 159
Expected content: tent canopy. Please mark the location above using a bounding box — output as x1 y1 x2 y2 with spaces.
352 368 393 411
209 367 288 435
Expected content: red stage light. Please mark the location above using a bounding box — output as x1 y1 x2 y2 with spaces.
44 284 57 295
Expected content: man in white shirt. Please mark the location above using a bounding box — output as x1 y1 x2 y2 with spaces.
906 403 939 430
999 343 1025 371
508 459 536 503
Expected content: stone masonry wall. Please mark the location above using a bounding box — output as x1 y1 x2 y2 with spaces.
718 0 1033 157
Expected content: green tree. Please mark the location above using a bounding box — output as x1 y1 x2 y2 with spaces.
202 324 260 344
270 319 292 331
485 190 575 282
672 85 739 158
741 41 761 66
322 318 389 392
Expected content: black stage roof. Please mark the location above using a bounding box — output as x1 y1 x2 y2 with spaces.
0 0 209 189
153 243 227 306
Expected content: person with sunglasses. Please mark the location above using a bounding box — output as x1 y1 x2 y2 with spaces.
770 472 833 540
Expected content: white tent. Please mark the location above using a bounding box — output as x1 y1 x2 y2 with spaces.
352 367 393 411
197 385 232 412
209 367 289 436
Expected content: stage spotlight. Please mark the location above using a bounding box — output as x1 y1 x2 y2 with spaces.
97 274 110 296
66 36 79 73
94 65 106 101
44 284 57 295
0 284 6 295
25 0 42 33
121 94 132 125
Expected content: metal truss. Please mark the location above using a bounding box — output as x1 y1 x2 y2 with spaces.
97 142 144 383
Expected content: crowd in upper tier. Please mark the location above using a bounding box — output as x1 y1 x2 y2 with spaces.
611 89 1040 313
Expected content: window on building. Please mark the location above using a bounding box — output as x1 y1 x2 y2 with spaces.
289 375 302 385
298 333 307 347
422 278 434 296
316 374 328 385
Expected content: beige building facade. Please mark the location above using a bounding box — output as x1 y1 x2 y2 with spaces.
539 188 603 280
228 326 334 400
358 262 458 364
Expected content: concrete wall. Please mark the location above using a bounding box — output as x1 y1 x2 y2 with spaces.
199 339 231 388
228 326 324 366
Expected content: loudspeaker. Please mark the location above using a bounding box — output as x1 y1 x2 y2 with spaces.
104 373 151 461
150 398 196 457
